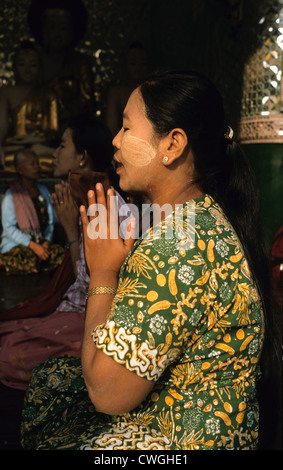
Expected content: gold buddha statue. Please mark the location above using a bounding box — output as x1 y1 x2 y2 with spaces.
0 40 59 170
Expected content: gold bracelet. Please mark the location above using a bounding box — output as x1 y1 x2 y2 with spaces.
86 286 117 300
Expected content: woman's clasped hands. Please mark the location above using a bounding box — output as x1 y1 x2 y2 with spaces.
80 183 136 278
29 239 50 261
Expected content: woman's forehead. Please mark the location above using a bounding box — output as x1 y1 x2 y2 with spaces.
125 88 143 113
124 88 150 127
62 128 73 141
20 152 38 165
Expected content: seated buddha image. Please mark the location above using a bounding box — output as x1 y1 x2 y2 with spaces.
0 40 59 170
27 0 95 130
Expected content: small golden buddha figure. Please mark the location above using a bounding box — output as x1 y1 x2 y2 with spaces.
0 40 59 169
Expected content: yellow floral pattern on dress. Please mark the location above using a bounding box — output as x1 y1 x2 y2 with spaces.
21 195 264 450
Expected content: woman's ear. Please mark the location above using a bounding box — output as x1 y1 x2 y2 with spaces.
160 128 188 166
78 149 88 168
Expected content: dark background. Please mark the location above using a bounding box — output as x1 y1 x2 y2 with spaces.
0 0 279 129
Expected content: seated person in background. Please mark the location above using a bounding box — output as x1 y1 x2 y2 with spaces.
0 149 64 274
0 116 130 391
0 40 59 169
105 41 148 136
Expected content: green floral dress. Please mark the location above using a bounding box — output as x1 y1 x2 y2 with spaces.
21 195 264 450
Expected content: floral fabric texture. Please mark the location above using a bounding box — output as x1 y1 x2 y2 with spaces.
21 195 264 450
0 243 65 274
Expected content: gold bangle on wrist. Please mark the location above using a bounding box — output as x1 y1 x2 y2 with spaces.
86 286 117 300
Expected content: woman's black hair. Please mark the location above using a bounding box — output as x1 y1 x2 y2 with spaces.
13 149 38 171
66 114 113 172
139 70 280 446
66 113 128 199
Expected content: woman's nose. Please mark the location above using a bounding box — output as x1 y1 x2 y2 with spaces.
52 147 59 158
112 128 122 149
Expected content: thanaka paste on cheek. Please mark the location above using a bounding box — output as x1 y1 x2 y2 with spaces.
121 135 156 167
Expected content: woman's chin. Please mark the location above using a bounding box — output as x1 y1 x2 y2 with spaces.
118 177 128 192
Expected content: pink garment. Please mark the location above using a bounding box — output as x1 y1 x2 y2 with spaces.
0 240 86 391
9 179 40 231
0 309 85 390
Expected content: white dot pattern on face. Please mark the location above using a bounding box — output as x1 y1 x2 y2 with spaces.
121 135 156 167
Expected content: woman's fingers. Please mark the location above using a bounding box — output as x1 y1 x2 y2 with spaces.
52 185 59 205
95 183 107 207
61 180 69 202
107 187 119 239
85 185 108 238
80 189 97 240
80 190 99 241
124 217 136 252
79 203 89 226
80 184 122 243
52 182 65 205
55 183 63 204
51 192 57 205
86 189 98 220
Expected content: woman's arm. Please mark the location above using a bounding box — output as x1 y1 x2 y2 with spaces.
1 191 49 260
80 184 153 415
1 190 32 247
52 181 80 275
81 273 154 415
39 184 54 242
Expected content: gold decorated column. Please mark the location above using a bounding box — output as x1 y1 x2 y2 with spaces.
239 2 283 245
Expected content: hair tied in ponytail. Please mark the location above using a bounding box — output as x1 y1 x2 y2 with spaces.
224 126 234 142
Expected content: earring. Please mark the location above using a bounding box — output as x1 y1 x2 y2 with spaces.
162 156 169 164
79 162 83 167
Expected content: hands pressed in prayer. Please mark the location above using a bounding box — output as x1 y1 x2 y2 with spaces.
79 183 136 279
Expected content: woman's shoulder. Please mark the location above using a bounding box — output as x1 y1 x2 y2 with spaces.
136 194 241 264
1 188 14 214
191 194 233 234
36 182 51 199
140 194 230 243
2 186 12 200
36 182 49 191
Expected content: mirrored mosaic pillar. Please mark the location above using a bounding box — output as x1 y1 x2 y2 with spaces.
239 1 283 245
239 3 283 143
